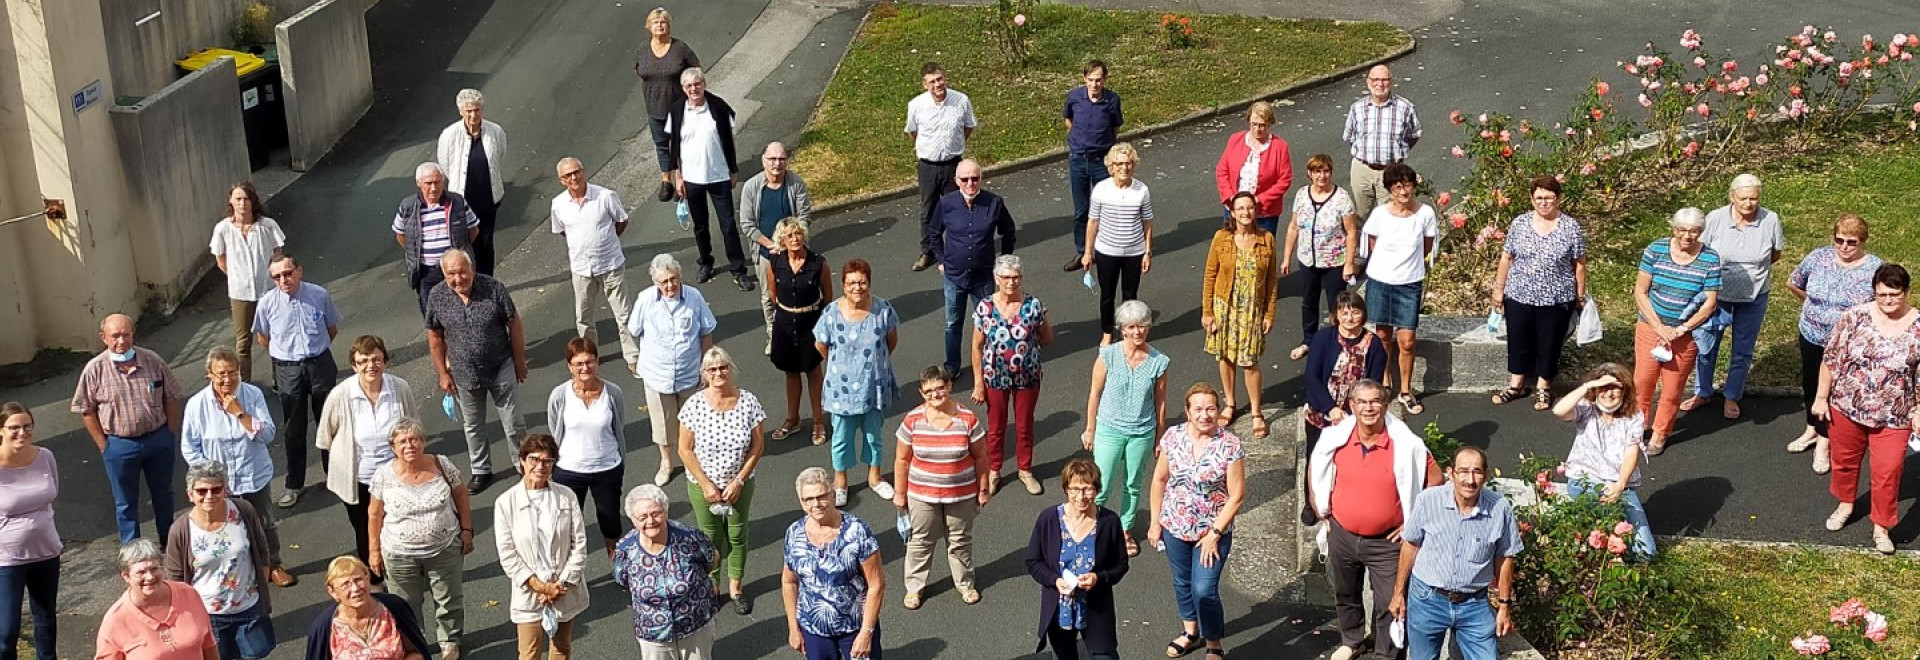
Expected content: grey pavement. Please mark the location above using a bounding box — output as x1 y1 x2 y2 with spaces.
11 0 1920 659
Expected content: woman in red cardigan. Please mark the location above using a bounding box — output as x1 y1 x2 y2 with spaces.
1214 101 1294 235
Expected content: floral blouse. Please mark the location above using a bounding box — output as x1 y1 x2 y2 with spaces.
1789 247 1882 345
1822 305 1920 429
613 522 719 643
782 513 879 637
1289 186 1356 268
1501 213 1586 306
187 500 258 615
814 298 902 416
973 294 1048 390
328 606 408 660
1156 424 1244 543
1055 505 1096 630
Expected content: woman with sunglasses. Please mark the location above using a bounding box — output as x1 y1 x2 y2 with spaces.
678 347 768 614
162 462 277 660
1784 214 1880 472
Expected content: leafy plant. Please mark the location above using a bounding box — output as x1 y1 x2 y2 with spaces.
229 2 273 48
1512 453 1672 653
1788 598 1892 657
987 0 1037 69
1420 419 1462 468
1159 13 1197 49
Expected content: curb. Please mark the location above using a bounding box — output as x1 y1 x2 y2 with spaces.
806 26 1418 217
1658 534 1919 558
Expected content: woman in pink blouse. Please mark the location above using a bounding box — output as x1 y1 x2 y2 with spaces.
303 556 430 660
0 402 59 660
1145 383 1246 659
1811 264 1920 554
95 540 217 660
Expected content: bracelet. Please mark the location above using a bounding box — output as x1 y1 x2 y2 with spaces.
460 528 474 535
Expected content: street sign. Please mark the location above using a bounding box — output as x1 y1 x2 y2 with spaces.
71 80 102 114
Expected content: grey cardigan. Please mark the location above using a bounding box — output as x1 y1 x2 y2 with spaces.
737 171 813 246
163 497 275 615
545 380 629 468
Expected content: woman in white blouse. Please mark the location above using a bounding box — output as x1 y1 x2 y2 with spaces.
1080 142 1154 346
546 337 631 556
493 434 588 660
678 346 767 615
316 336 416 577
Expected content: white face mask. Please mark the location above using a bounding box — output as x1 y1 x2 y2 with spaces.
1597 399 1623 414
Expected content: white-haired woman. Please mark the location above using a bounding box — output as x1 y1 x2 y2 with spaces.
782 467 886 659
972 255 1055 496
1080 143 1154 345
1682 173 1783 421
764 218 835 445
368 419 473 660
436 88 506 275
1080 300 1168 557
633 7 700 203
628 253 718 487
97 539 217 660
162 462 276 660
613 484 720 657
678 347 767 615
1632 208 1723 456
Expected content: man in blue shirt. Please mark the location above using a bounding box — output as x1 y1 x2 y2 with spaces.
1390 447 1522 660
1062 59 1122 272
252 253 342 508
931 159 1016 376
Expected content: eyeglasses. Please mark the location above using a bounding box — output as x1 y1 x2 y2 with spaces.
523 456 557 466
1834 236 1862 246
559 170 584 179
704 365 732 373
920 387 948 396
353 356 387 367
1065 486 1098 495
192 486 226 496
1367 77 1393 83
3 423 33 432
844 279 870 287
764 157 788 162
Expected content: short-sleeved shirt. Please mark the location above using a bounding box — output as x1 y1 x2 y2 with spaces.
897 405 985 503
973 294 1048 390
905 89 977 161
1063 86 1123 157
634 39 699 119
668 102 730 185
425 275 518 391
1823 305 1920 429
370 455 461 557
1636 239 1724 326
782 514 880 637
1290 186 1356 269
814 298 901 416
1701 206 1785 303
188 499 259 615
1155 424 1244 542
1361 204 1438 285
1501 213 1587 306
1094 344 1168 436
1089 178 1152 257
1343 94 1422 166
1329 428 1411 537
208 217 286 301
252 282 342 361
347 377 403 485
71 347 183 438
95 581 216 660
1403 486 1523 592
1790 247 1883 345
0 448 60 566
613 523 718 643
629 285 718 394
327 603 406 660
550 184 628 277
677 391 766 486
1565 402 1646 488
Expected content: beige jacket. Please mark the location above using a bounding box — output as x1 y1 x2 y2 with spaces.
315 374 417 504
493 482 590 623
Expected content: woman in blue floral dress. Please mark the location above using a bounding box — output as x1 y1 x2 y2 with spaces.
814 259 901 506
782 467 885 660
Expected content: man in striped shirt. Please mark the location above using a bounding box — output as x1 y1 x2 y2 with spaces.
394 162 480 317
1390 447 1522 660
1342 65 1422 215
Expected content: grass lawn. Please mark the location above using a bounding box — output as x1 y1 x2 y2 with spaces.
1648 540 1920 658
792 2 1408 204
1571 137 1920 390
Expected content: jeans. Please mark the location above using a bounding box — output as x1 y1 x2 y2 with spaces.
1092 252 1141 337
384 541 465 647
104 429 178 543
0 557 58 660
454 361 527 476
1298 265 1348 346
1091 426 1153 531
273 350 337 490
942 280 991 374
829 410 885 472
985 386 1039 473
1162 530 1232 640
554 463 626 542
648 115 673 173
1046 622 1117 660
208 599 276 660
684 180 747 275
1693 292 1768 400
1327 519 1399 658
916 158 961 255
1798 336 1828 436
1405 577 1497 660
801 627 883 660
571 270 641 366
1067 154 1110 254
1562 481 1657 559
1503 300 1576 385
687 477 755 581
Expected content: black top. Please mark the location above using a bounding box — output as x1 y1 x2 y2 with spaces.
635 38 700 119
464 133 495 210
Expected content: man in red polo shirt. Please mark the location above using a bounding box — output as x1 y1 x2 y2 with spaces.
1307 379 1442 660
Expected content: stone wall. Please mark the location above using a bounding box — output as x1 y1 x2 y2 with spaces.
276 0 370 171
98 0 315 98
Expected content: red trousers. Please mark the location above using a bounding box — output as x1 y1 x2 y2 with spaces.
1632 321 1698 437
1828 410 1907 528
985 386 1039 472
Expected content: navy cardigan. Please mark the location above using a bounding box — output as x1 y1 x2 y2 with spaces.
1303 326 1388 415
1024 505 1129 654
304 592 436 660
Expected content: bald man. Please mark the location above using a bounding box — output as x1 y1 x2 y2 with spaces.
1342 64 1422 215
72 314 185 543
551 157 640 372
426 249 528 491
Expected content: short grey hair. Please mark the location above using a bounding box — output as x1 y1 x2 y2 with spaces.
993 254 1023 277
206 346 241 369
440 249 473 270
455 88 484 110
185 461 229 490
795 467 832 496
680 67 705 86
624 484 671 519
415 162 445 183
1728 173 1762 195
389 418 427 444
118 539 163 572
1669 207 1707 230
1348 378 1387 401
649 254 682 281
1115 300 1153 329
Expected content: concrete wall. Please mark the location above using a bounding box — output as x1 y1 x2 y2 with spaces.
110 57 249 310
276 0 369 171
99 0 316 98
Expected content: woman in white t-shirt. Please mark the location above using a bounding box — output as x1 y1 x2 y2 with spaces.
1550 363 1656 559
208 182 284 382
1080 143 1154 345
546 337 631 556
1359 163 1437 415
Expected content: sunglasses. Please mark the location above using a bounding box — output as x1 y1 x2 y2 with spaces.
193 486 226 496
956 176 981 183
1834 236 1862 247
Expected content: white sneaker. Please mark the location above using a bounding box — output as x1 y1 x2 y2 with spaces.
871 480 896 500
654 464 676 487
834 488 849 507
1329 646 1358 660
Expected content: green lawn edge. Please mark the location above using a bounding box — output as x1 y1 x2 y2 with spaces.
1649 538 1920 658
793 2 1411 207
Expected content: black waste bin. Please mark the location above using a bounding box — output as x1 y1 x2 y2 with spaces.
237 64 287 171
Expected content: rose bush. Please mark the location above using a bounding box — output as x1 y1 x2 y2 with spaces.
1511 453 1671 652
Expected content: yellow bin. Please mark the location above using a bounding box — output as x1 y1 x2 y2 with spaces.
175 48 266 76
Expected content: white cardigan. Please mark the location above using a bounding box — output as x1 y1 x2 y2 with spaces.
315 374 416 504
494 482 590 624
1309 414 1431 527
436 119 507 204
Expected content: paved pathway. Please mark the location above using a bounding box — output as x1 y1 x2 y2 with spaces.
9 1 1920 659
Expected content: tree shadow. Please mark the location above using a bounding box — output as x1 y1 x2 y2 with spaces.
1643 475 1733 537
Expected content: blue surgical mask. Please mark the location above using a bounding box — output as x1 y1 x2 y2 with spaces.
109 349 136 363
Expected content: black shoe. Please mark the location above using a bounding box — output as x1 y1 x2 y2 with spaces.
697 265 719 284
732 594 752 615
912 253 936 272
734 273 756 292
657 180 675 202
468 472 493 493
1063 255 1084 272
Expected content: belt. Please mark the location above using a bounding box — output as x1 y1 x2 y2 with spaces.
273 350 333 367
1357 158 1402 171
776 300 823 314
918 156 962 166
1428 584 1488 604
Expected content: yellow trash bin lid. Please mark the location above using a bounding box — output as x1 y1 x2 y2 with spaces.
176 48 266 76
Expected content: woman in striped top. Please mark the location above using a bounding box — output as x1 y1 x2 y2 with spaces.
1630 207 1723 455
1079 143 1154 345
892 366 990 610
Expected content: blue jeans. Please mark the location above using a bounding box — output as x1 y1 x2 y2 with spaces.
208 599 276 660
1162 530 1232 640
1563 481 1657 559
801 627 882 660
943 279 992 374
1693 292 1768 401
0 557 57 660
1405 577 1497 660
104 429 178 543
830 410 885 472
647 115 672 170
1067 154 1110 254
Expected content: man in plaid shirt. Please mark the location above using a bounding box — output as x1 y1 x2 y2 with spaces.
1343 65 1422 215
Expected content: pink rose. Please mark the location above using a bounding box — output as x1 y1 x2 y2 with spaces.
1013 13 1026 26
1638 93 1652 108
1912 102 1920 114
1896 33 1910 47
1789 84 1803 97
1450 109 1465 124
1586 530 1606 549
1579 162 1597 175
1450 145 1466 158
1723 60 1739 72
1682 141 1701 158
1480 129 1494 139
1590 108 1605 120
1863 34 1876 50
1693 56 1708 68
1791 634 1831 655
1498 129 1512 142
1614 520 1634 536
1449 213 1468 229
1625 64 1639 75
1595 81 1611 95
1436 191 1453 207
1864 611 1889 643
1824 30 1837 44
1478 113 1489 123
1607 536 1628 555
1697 103 1711 118
1831 598 1869 624
1839 62 1855 76
1756 73 1770 85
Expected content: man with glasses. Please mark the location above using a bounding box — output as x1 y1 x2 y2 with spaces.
1306 379 1441 660
72 314 185 543
930 159 1016 376
737 142 812 354
394 162 480 316
1343 65 1422 214
907 62 978 272
551 157 641 376
253 253 342 508
426 249 529 493
1390 446 1522 660
1062 59 1123 272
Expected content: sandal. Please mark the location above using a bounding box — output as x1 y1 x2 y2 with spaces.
1166 632 1201 658
769 418 801 440
1646 437 1667 457
1678 395 1710 412
1205 648 1227 660
1216 402 1236 427
1398 392 1424 415
812 427 829 446
1490 387 1529 405
903 592 923 610
1125 534 1140 557
958 586 981 604
1723 400 1742 420
1532 388 1553 411
1251 416 1269 439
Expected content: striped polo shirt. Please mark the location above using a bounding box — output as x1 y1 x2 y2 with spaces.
1636 238 1723 326
1089 178 1153 257
897 405 984 503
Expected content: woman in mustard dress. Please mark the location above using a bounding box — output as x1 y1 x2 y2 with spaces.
1202 192 1279 439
